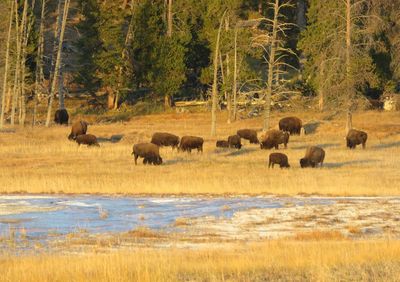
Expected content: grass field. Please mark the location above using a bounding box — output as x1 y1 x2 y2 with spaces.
2 240 400 281
0 110 400 195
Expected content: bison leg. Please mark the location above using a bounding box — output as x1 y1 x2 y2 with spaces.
134 154 139 165
362 142 366 149
268 161 272 168
143 158 148 165
275 144 279 150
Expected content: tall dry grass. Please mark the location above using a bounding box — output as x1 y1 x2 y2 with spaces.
0 110 400 195
1 240 400 281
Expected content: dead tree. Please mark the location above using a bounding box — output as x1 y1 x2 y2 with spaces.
45 0 70 127
0 0 14 128
11 0 22 126
211 10 227 136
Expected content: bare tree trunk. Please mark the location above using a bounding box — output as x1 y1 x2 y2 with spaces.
318 60 325 111
33 0 46 127
211 10 227 136
263 0 279 131
345 0 352 134
296 0 307 30
45 0 70 127
233 27 238 122
0 0 14 128
164 0 174 109
258 0 263 14
11 0 22 126
58 70 65 109
49 0 62 92
225 17 232 124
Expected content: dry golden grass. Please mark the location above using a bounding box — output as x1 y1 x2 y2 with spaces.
0 110 400 195
1 240 400 281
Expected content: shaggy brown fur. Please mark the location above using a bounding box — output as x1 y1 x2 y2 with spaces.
260 130 289 150
268 153 290 169
54 109 69 125
279 117 302 135
228 135 242 149
132 143 162 165
300 146 325 168
179 136 204 153
75 134 100 147
151 132 180 149
68 121 88 140
216 140 229 148
237 129 259 144
346 129 368 149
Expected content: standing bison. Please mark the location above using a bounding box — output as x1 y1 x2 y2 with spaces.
216 140 229 148
228 135 242 149
237 129 259 144
179 136 204 153
279 117 302 135
151 132 180 150
75 134 100 147
300 146 325 168
132 143 162 165
346 129 368 149
260 130 289 150
68 121 88 140
268 153 290 169
54 109 69 125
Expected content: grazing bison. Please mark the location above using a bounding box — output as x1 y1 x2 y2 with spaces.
216 140 229 148
237 129 259 144
268 153 290 169
54 109 69 125
132 143 162 165
68 121 88 140
300 146 325 168
75 134 100 147
179 136 204 153
279 117 302 135
346 129 368 149
151 132 180 150
260 130 289 150
228 135 242 149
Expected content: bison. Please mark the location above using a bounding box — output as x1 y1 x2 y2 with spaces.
260 130 289 150
237 129 259 144
216 140 229 148
228 135 242 149
68 121 88 140
132 143 162 165
346 129 368 149
151 132 180 150
54 109 69 125
75 134 100 147
268 153 290 169
178 136 204 153
279 117 302 135
300 146 325 168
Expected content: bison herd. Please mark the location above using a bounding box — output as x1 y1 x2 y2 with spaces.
64 116 368 169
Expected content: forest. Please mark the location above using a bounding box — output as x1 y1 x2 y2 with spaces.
0 0 399 130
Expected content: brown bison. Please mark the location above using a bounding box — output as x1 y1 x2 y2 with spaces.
279 117 302 135
54 109 69 125
346 129 368 149
151 132 180 150
268 153 290 169
131 143 162 165
216 140 229 148
179 136 204 153
260 130 289 150
76 134 100 147
228 135 242 149
68 121 88 140
300 146 325 168
237 129 259 144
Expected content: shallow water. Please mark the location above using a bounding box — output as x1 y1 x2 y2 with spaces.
1 195 397 249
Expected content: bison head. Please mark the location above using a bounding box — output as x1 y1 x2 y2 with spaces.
300 158 310 168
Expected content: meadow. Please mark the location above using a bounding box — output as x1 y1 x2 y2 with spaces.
0 110 400 195
2 240 400 281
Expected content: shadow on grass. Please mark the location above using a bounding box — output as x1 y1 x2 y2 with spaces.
225 147 259 157
97 134 124 143
291 143 340 150
371 141 400 150
323 159 378 168
163 158 196 166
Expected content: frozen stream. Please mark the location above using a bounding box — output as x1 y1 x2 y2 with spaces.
1 195 400 250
